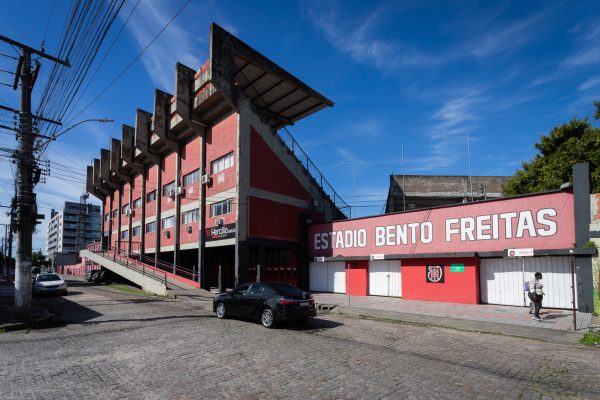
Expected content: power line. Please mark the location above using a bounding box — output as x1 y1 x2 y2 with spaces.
61 0 192 130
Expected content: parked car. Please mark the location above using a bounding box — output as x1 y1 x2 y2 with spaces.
84 269 102 283
213 282 316 328
32 272 68 296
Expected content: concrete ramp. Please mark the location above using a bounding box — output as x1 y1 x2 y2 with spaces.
80 249 168 296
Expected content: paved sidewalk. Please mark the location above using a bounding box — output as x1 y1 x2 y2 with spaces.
313 293 594 344
0 276 53 330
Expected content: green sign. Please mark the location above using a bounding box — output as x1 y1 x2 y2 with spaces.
450 264 465 272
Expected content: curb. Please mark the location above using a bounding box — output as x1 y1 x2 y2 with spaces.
326 305 586 345
0 307 55 332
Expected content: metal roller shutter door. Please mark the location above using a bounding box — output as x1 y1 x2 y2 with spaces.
480 256 576 309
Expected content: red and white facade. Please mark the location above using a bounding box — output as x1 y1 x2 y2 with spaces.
309 186 595 312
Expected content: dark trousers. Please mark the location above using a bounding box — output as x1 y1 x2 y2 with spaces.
528 292 543 318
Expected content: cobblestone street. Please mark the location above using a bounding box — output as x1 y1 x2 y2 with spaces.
1 280 599 399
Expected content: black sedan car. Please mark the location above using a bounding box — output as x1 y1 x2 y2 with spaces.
213 282 316 328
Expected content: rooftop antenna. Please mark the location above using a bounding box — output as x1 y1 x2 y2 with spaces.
467 133 473 201
402 144 406 211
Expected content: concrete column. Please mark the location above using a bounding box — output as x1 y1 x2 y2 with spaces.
140 167 146 256
573 162 593 313
155 158 162 264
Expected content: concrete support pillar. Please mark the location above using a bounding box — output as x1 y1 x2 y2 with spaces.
573 162 593 313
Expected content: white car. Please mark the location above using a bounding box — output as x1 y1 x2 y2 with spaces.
32 273 68 295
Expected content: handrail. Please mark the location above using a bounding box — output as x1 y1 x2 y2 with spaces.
277 127 351 218
85 242 168 287
86 242 198 284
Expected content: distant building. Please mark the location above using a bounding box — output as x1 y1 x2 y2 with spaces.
46 201 101 266
385 175 511 213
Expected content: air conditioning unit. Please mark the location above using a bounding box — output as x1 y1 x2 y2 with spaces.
124 209 134 217
163 230 171 238
186 225 193 233
175 187 185 196
168 189 175 198
201 174 211 185
215 217 224 226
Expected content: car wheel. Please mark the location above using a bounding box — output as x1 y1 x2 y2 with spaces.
261 308 275 328
63 290 68 296
215 302 227 319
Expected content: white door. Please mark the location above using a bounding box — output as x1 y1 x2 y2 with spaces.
369 260 402 297
328 262 346 293
309 262 327 292
309 261 346 293
480 257 576 309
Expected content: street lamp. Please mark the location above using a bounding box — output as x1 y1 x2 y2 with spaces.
51 118 114 141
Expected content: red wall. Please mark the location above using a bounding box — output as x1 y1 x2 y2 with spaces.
205 113 237 229
131 173 143 225
401 258 479 304
249 196 304 241
111 193 119 248
145 165 158 218
103 197 110 236
181 136 201 207
347 260 368 296
249 126 309 201
161 153 177 213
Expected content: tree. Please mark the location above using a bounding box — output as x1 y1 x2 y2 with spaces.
503 102 600 196
32 249 51 270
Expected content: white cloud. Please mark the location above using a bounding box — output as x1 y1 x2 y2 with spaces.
467 11 546 59
578 76 600 92
125 0 206 91
423 92 485 170
304 2 442 73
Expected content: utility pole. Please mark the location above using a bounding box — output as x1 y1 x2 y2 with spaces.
0 35 69 318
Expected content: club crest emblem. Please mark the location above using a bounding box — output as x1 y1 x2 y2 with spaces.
426 265 445 283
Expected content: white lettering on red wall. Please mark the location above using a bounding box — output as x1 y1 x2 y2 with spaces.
309 192 574 257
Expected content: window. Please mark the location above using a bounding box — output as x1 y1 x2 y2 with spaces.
133 198 142 209
132 226 141 237
211 152 234 174
183 170 200 186
146 190 156 203
112 209 119 218
121 230 129 239
182 209 199 225
210 199 233 217
161 216 175 229
122 204 130 214
163 181 176 196
145 221 156 234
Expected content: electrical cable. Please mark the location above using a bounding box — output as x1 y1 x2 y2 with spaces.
59 0 192 132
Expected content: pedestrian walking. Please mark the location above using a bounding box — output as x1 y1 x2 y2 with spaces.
528 272 544 321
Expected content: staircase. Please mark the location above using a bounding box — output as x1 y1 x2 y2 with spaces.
80 243 213 299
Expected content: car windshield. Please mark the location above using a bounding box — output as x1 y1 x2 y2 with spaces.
269 283 304 296
37 274 61 282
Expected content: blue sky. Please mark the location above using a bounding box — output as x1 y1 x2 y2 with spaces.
1 0 599 252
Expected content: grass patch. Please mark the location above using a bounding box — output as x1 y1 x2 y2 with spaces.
580 331 600 346
106 284 157 297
